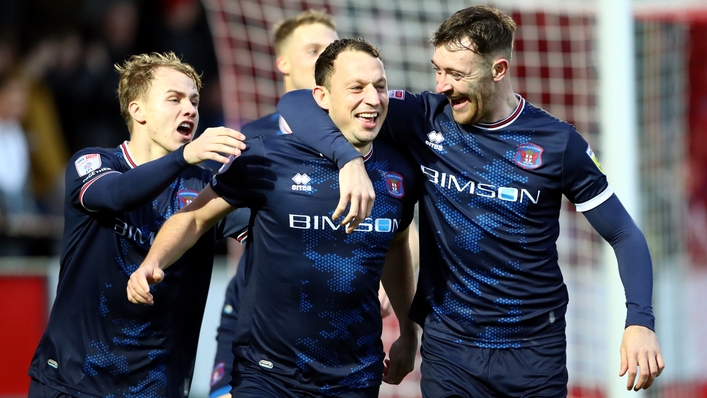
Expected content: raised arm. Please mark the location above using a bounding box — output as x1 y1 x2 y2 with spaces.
82 127 245 212
126 185 235 305
380 226 418 385
278 90 374 231
583 195 665 390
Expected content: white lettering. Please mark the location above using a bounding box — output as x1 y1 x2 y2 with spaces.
290 215 397 233
114 218 155 245
421 165 541 205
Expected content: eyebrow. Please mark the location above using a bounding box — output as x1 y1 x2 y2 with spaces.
430 60 466 74
165 89 199 100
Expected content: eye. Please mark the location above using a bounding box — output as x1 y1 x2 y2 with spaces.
451 73 464 81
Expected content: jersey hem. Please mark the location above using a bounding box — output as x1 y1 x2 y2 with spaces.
422 321 567 348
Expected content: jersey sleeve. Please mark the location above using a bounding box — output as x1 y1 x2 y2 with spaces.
68 146 190 213
277 89 361 169
583 195 655 330
215 208 250 241
380 90 429 148
561 130 612 211
210 137 272 209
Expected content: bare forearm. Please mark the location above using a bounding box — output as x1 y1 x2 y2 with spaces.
381 233 417 336
143 210 210 270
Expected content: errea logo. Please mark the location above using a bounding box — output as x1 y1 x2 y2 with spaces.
292 173 312 192
426 130 444 151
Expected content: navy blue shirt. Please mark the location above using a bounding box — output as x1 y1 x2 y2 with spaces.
209 113 286 397
29 142 248 397
211 134 417 395
277 90 655 349
241 112 291 137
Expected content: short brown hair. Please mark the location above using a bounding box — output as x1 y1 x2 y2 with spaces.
115 52 202 132
314 38 381 89
432 5 516 60
272 9 336 57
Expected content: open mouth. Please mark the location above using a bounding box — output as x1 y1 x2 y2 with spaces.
448 97 469 110
355 112 379 128
177 122 194 137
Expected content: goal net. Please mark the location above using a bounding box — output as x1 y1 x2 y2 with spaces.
201 0 707 396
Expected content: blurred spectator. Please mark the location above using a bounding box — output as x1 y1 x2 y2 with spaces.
0 70 40 255
48 1 140 154
142 0 224 136
0 34 66 256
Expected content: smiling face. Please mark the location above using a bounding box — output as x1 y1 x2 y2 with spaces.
278 23 338 91
432 42 496 125
131 67 199 156
314 50 388 154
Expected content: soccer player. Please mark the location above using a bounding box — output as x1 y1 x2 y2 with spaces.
209 10 339 397
276 5 665 397
27 52 247 397
208 10 411 397
127 38 419 397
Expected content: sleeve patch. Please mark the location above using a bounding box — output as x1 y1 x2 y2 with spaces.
585 145 605 174
74 154 102 177
388 90 405 100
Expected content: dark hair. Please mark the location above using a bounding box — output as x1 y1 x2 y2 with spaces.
272 9 336 57
432 5 516 60
314 38 381 88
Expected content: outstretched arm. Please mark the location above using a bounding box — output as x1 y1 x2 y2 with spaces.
82 127 245 212
583 195 665 390
126 185 235 305
278 90 374 232
380 226 418 385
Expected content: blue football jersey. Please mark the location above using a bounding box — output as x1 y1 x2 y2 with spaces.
210 135 417 395
382 91 611 348
241 112 291 137
29 142 249 397
209 113 286 397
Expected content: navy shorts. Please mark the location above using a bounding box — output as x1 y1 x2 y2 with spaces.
420 332 568 398
230 361 380 398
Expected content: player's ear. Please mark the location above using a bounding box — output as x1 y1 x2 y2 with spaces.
275 56 291 76
492 58 509 82
312 86 331 111
129 100 146 125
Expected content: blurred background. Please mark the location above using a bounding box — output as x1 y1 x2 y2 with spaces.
1 0 706 397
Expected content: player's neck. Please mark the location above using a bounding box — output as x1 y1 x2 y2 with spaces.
483 87 519 125
125 133 170 166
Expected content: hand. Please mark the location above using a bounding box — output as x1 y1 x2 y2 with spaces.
382 332 418 384
619 325 665 390
126 264 165 305
334 158 375 233
183 127 246 165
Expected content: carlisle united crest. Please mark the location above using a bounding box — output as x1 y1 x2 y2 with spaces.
514 143 544 170
210 362 226 387
177 189 199 209
384 172 404 198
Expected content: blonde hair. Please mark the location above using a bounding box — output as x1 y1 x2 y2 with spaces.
272 9 336 57
115 52 202 132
